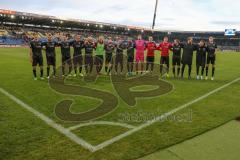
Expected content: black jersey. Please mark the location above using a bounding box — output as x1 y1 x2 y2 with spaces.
59 41 71 58
104 42 115 54
116 41 126 54
172 44 182 57
30 41 43 57
84 42 95 55
196 45 207 57
207 43 217 57
181 43 198 65
72 40 84 56
127 41 135 58
43 41 57 57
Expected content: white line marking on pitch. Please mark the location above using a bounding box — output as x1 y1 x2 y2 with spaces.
0 88 95 152
68 121 136 131
1 77 239 153
92 77 240 151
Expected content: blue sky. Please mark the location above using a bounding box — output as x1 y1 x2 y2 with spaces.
1 0 240 31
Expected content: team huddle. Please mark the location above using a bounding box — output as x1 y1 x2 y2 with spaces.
29 34 217 80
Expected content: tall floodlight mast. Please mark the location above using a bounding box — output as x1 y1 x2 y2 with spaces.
152 0 159 30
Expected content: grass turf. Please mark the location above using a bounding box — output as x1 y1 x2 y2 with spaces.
0 47 240 160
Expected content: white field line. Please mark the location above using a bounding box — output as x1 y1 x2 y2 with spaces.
92 77 240 152
68 121 136 131
1 77 239 153
0 88 95 152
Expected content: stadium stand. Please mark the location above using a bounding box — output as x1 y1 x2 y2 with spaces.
0 9 239 50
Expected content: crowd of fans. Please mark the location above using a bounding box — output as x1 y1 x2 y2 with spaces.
0 25 239 51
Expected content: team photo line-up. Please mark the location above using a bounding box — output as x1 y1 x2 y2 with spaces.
29 33 217 80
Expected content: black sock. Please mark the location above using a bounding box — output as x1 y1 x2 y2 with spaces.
115 64 118 73
69 66 72 74
151 63 154 72
188 65 192 77
201 67 204 76
74 67 77 74
105 66 108 73
33 69 37 78
146 63 149 71
40 69 43 77
196 65 200 75
108 66 112 74
47 67 50 77
62 66 65 75
206 66 209 76
181 65 185 77
53 67 56 76
79 67 82 73
160 65 163 75
212 67 215 77
177 67 180 76
173 67 176 76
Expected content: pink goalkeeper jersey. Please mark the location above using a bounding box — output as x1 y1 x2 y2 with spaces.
135 40 145 55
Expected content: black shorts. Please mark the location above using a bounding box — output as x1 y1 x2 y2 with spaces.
73 55 83 66
207 56 216 65
196 56 206 67
95 55 103 65
85 54 93 65
172 56 181 66
62 56 72 65
127 56 134 63
147 56 154 63
115 54 123 64
160 56 169 66
32 55 43 66
46 56 56 66
105 53 113 64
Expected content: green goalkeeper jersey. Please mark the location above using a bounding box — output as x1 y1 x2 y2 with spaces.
95 43 105 56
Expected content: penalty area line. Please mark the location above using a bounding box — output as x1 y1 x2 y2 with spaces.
0 88 96 152
93 77 240 152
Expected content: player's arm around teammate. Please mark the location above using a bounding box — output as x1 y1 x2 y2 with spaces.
171 39 182 78
126 38 135 76
72 34 84 77
181 37 197 79
146 36 157 73
196 40 207 80
95 36 105 75
29 33 44 80
42 33 57 78
158 36 172 78
206 37 217 81
104 37 115 75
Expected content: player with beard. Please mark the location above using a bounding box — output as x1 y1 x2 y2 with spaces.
84 37 95 75
59 35 72 76
158 36 172 77
181 37 198 79
42 33 57 78
172 39 182 78
115 37 126 75
29 33 44 80
127 38 135 76
135 35 146 74
72 34 84 77
104 37 115 75
196 40 207 80
146 36 157 73
95 36 105 75
206 37 217 80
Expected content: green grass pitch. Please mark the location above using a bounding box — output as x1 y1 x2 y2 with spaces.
0 47 240 160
